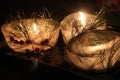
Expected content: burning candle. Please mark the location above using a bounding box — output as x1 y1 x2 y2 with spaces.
33 23 39 35
1 19 60 53
60 11 106 45
78 12 86 27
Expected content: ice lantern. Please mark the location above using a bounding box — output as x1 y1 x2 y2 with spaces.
60 11 106 45
65 30 120 70
1 19 60 53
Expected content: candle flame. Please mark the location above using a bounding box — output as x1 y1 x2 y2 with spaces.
33 23 39 34
78 12 86 27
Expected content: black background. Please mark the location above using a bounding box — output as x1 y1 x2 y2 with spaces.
0 0 120 80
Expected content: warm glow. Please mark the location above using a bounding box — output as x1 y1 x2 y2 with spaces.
33 23 39 34
85 39 116 53
78 12 86 27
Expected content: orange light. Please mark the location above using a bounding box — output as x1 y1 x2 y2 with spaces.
78 12 86 27
33 23 39 34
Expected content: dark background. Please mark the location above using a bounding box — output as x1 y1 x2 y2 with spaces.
0 0 120 80
0 0 98 23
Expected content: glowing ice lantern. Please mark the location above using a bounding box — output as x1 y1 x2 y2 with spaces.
1 19 60 53
65 30 120 70
60 11 106 45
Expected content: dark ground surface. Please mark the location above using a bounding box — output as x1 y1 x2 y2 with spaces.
0 0 120 80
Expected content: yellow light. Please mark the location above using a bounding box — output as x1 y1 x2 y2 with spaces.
78 12 86 27
33 23 39 34
85 39 116 53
